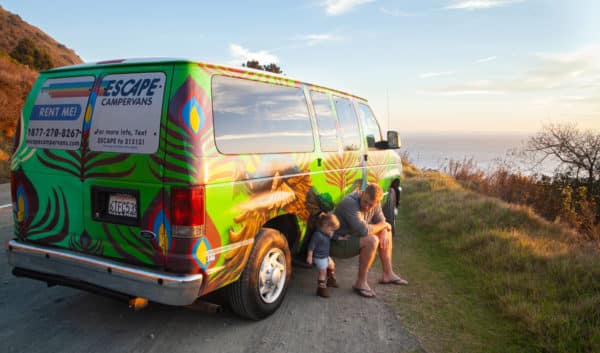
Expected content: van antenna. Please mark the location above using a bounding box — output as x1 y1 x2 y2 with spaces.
386 88 390 131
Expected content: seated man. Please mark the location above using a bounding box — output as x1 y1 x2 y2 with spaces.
330 183 408 298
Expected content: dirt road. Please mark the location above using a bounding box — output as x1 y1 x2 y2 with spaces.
0 184 423 353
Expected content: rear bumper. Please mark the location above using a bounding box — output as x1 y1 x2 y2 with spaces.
6 239 203 306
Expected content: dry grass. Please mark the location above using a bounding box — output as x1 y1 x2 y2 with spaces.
0 6 84 181
393 160 600 353
0 54 37 137
0 6 82 67
439 157 600 242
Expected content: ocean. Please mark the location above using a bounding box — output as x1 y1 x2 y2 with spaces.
398 132 555 175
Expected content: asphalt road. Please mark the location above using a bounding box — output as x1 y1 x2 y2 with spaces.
0 184 423 353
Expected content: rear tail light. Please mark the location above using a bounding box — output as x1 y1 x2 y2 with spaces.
170 186 205 238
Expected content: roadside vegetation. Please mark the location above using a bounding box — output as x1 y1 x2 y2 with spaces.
0 53 38 182
389 159 599 353
444 124 600 242
0 6 83 182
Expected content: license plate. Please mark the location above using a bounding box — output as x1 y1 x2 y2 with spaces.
108 193 137 219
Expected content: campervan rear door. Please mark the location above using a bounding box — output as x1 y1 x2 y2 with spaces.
15 73 96 250
80 64 173 268
15 64 172 268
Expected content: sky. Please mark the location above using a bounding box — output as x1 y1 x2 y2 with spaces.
2 0 599 133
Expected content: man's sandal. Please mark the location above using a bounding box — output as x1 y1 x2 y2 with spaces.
379 278 408 285
353 286 376 298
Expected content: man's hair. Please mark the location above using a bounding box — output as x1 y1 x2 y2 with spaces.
363 183 383 202
317 212 340 229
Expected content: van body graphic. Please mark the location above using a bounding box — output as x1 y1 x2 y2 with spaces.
7 59 402 319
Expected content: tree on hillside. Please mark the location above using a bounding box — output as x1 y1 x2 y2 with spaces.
242 60 283 74
262 63 283 74
526 123 600 197
10 38 53 70
244 60 262 70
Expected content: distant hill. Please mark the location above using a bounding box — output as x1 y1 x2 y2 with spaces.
0 6 84 180
0 6 82 68
0 6 83 174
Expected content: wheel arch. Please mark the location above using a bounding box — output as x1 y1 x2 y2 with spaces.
263 213 300 253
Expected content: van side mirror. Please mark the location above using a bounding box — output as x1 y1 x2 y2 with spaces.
366 135 375 148
387 131 400 149
373 131 400 149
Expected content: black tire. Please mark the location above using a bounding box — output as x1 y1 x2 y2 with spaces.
382 198 397 236
226 228 291 320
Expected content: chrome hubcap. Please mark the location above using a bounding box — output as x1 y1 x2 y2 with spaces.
258 248 286 304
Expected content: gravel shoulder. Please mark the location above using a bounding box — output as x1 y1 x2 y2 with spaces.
0 201 423 353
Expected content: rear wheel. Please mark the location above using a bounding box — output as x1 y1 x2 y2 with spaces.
226 228 291 320
383 189 398 236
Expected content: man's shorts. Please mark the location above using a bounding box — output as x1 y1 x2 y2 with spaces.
329 235 361 258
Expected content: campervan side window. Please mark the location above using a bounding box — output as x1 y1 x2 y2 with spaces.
357 103 382 147
333 96 361 151
310 91 339 152
212 76 314 154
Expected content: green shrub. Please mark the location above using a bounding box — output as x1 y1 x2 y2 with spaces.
10 38 53 70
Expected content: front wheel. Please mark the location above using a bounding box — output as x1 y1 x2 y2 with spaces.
226 228 291 320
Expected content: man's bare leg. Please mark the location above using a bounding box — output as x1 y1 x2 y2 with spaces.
355 234 379 290
377 229 407 283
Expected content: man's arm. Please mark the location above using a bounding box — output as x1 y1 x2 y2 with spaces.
335 196 369 237
368 221 391 235
369 205 392 249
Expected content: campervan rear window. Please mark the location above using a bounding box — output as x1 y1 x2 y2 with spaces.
26 73 166 154
26 76 95 150
212 76 314 154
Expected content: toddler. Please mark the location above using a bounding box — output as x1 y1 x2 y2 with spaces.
306 212 346 298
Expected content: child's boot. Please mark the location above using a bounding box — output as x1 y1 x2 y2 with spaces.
326 269 339 288
317 280 329 298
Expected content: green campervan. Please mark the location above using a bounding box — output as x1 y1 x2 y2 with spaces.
7 58 402 319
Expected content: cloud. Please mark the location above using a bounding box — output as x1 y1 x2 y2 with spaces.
419 71 456 79
228 44 279 66
423 46 600 96
445 0 524 10
379 7 417 17
420 80 507 95
474 56 497 64
321 0 375 16
292 33 342 46
559 95 600 105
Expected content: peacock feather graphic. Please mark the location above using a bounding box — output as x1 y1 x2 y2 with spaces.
12 168 70 244
139 189 172 265
69 230 103 255
159 76 211 183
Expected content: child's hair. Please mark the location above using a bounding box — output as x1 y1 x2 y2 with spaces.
317 212 340 230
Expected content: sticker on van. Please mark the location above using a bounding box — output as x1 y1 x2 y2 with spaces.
27 76 94 150
89 72 165 154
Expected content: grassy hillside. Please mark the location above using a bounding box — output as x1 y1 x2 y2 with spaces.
0 6 83 180
388 161 600 353
0 54 37 137
0 6 81 68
